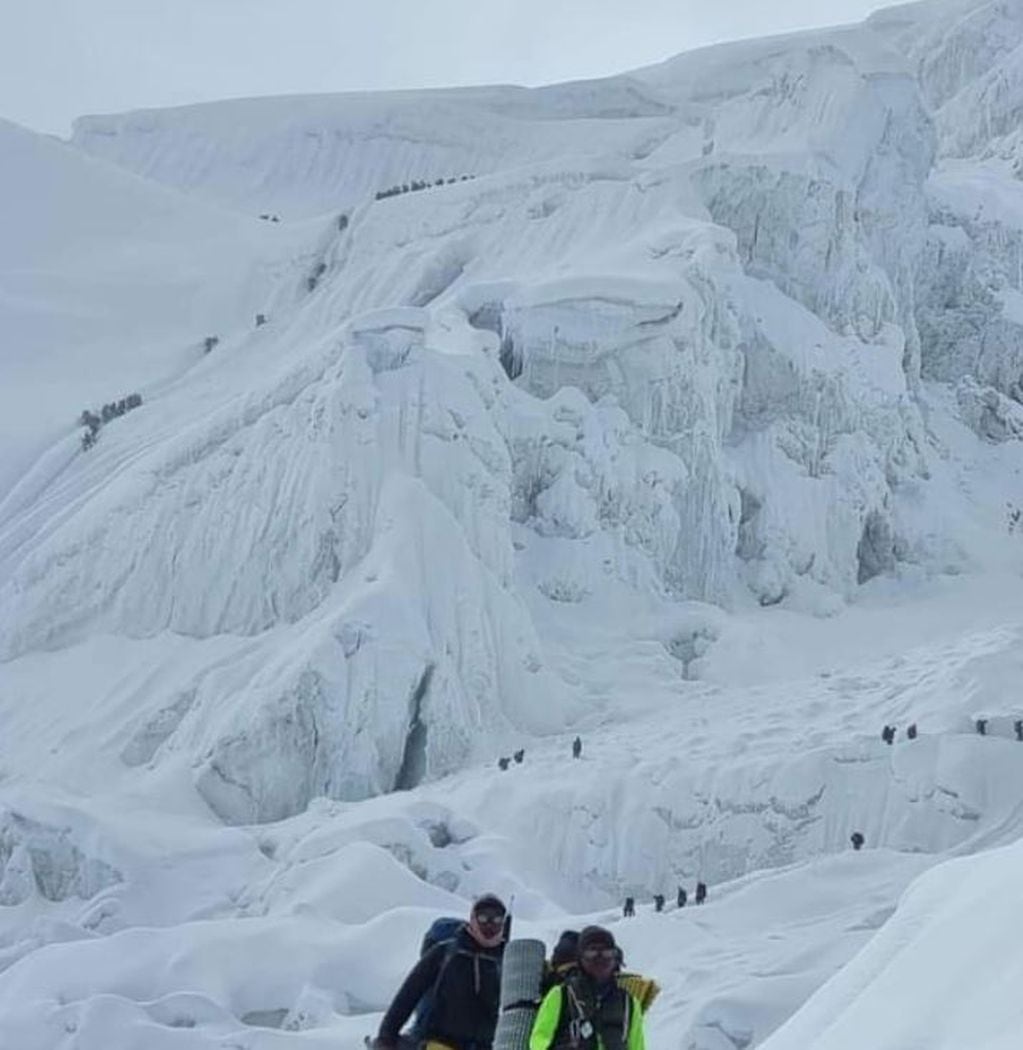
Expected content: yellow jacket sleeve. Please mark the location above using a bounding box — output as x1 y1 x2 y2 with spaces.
529 986 565 1050
627 993 646 1050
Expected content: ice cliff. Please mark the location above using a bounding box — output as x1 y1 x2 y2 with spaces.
3 0 1022 821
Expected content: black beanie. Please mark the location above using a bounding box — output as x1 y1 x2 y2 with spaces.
472 893 506 916
551 930 580 968
577 925 615 953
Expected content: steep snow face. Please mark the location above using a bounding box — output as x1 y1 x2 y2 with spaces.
870 0 1023 114
686 73 933 385
861 2 1023 400
760 836 1023 1050
0 144 921 656
917 161 1023 398
8 2 1021 828
920 5 1023 155
0 307 570 819
70 84 670 220
430 622 1023 902
0 117 283 501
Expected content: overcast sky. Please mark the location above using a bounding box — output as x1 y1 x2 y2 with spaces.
2 0 888 136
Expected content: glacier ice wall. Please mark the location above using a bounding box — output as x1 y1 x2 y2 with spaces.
4 0 1023 821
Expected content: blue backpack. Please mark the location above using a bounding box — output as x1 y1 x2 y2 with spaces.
410 917 464 1039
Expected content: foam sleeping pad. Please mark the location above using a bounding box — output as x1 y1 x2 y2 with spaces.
494 938 547 1050
494 1006 537 1050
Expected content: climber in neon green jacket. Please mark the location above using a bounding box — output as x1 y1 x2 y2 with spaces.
529 926 646 1050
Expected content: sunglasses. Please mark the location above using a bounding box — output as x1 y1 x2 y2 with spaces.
580 947 616 963
474 910 506 927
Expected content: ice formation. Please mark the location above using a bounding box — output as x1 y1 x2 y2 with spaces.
2 0 1023 1047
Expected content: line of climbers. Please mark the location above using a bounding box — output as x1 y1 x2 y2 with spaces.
854 715 1023 852
498 737 583 771
621 881 706 917
78 393 144 451
370 894 656 1050
881 718 1023 743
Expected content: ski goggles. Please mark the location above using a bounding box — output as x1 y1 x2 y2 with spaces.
473 908 506 930
580 947 617 963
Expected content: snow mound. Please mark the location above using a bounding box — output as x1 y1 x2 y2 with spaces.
761 837 1023 1050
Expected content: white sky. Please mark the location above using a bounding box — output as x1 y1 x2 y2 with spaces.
2 0 888 137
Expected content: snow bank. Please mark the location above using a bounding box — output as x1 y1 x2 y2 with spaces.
760 836 1023 1050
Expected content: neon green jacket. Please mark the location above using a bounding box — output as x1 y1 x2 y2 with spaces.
528 983 646 1050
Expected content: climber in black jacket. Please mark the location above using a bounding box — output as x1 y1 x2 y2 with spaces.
374 895 507 1050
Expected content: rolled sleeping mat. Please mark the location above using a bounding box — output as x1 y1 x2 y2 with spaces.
500 937 547 1009
494 938 547 1050
494 1007 536 1050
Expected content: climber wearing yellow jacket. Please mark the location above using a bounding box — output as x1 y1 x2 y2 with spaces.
529 926 646 1050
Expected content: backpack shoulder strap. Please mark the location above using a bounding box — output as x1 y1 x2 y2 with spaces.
410 939 460 1037
431 937 461 987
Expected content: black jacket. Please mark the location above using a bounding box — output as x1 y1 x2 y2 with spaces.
378 924 504 1049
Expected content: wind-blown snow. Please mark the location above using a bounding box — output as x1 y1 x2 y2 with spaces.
3 0 1023 1047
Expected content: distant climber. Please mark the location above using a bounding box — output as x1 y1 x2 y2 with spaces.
572 736 582 759
976 718 988 736
677 886 687 909
850 831 865 851
653 894 664 913
1015 719 1023 742
529 926 646 1050
255 313 267 326
881 725 895 745
623 896 635 918
498 757 510 771
907 723 918 740
695 881 707 905
513 749 525 764
373 894 506 1050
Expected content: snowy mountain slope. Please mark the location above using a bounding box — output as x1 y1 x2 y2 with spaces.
1 608 1022 1049
0 116 299 503
862 1 1023 403
759 836 1023 1050
2 81 957 822
0 308 573 817
3 1 1023 1048
0 816 939 1050
9 65 941 624
70 84 671 220
69 1 1023 410
867 0 1022 111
